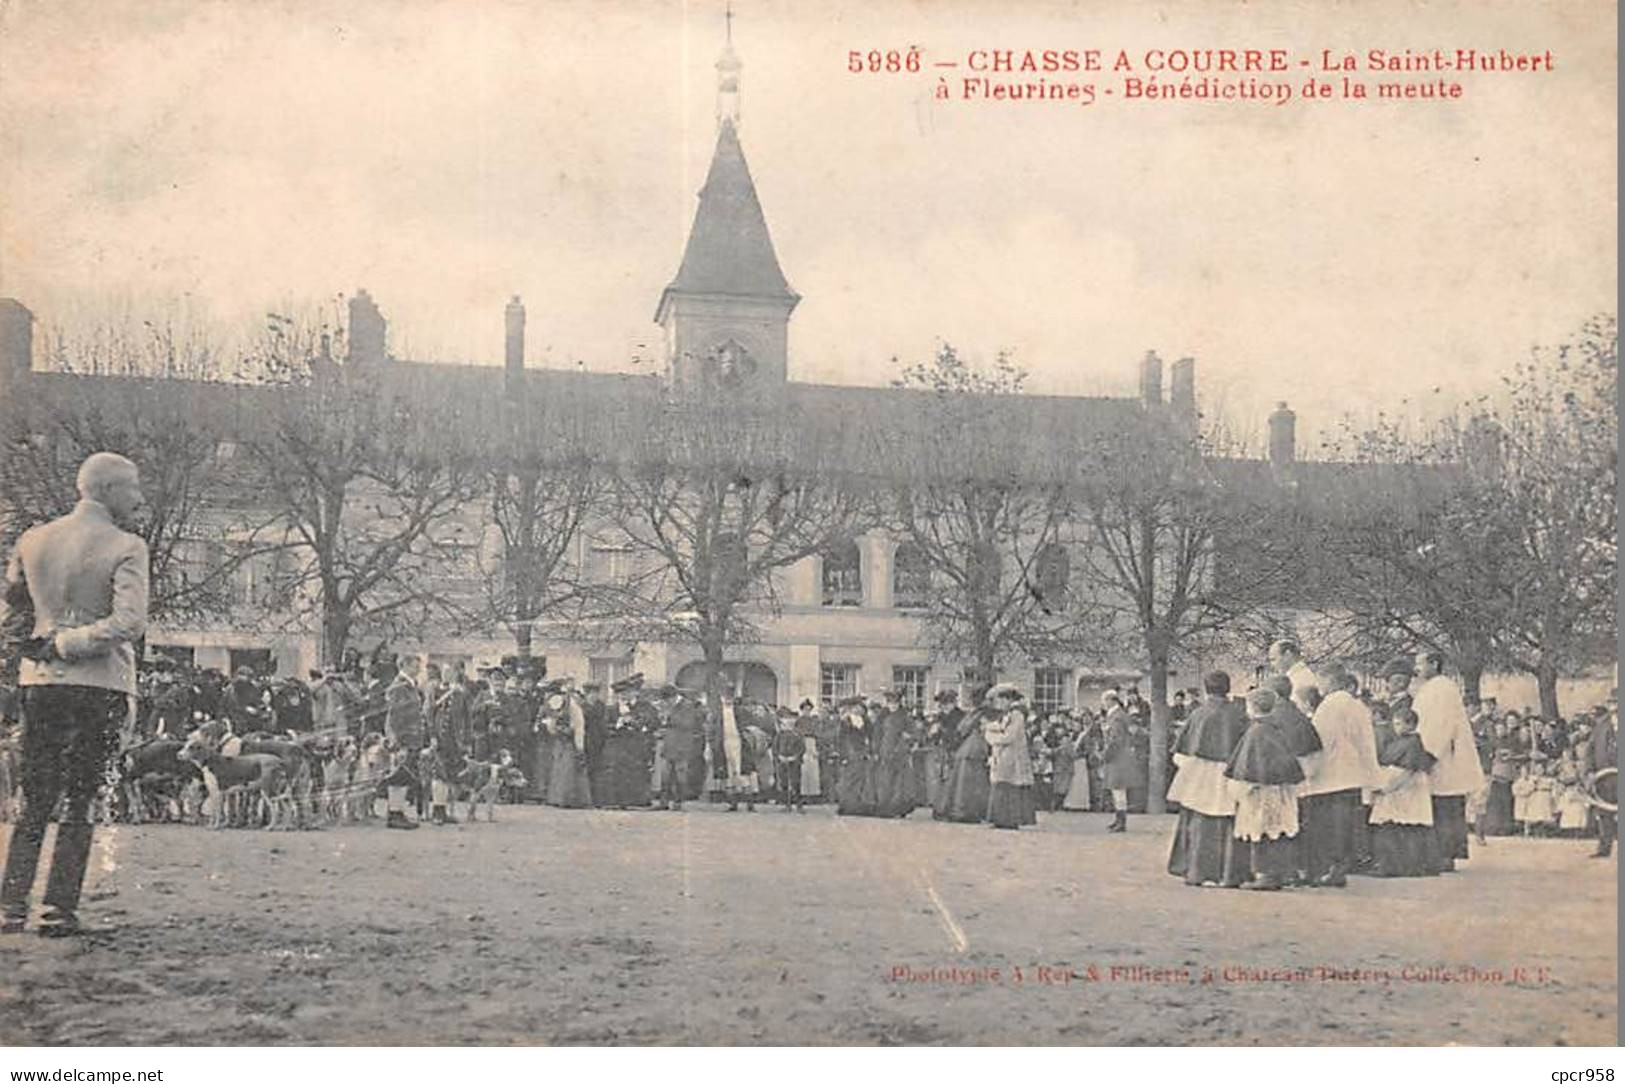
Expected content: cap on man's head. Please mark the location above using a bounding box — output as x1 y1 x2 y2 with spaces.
1246 688 1278 717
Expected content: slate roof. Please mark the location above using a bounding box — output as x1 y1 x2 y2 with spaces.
656 119 797 320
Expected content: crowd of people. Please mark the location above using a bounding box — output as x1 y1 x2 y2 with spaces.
1162 641 1618 891
4 637 1614 853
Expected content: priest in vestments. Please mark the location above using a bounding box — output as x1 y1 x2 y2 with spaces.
1166 671 1248 887
1412 651 1485 871
1300 663 1381 887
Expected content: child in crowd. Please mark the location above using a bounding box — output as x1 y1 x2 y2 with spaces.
1224 688 1304 891
1368 707 1437 877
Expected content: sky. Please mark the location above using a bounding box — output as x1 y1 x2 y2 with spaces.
0 0 1615 451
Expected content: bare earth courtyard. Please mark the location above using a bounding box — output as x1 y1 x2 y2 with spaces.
0 807 1615 1046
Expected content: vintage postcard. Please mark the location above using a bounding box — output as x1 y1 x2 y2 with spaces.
0 0 1616 1050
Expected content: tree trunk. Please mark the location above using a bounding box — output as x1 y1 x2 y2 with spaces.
513 621 533 659
1458 658 1484 706
1146 641 1170 814
703 634 727 783
1536 658 1561 720
320 601 350 671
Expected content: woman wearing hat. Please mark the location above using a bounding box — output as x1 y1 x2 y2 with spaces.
943 686 994 824
544 682 592 809
924 691 963 817
875 690 918 818
983 684 1036 829
835 696 880 816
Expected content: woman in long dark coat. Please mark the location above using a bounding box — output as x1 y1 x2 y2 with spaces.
598 697 654 808
836 699 880 816
944 699 993 824
546 690 593 808
875 692 917 817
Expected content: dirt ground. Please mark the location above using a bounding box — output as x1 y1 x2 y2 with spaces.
0 804 1615 1046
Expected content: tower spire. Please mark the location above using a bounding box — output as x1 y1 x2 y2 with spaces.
716 3 741 128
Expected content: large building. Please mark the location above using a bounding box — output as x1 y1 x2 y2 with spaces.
0 35 1295 712
10 34 1597 716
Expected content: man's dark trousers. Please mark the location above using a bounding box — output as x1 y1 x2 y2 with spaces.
1 686 126 918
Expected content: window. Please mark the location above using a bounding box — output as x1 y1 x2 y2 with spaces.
1033 667 1069 715
961 666 997 687
892 541 931 609
1032 543 1070 604
820 663 860 707
229 647 275 677
892 666 929 709
589 657 635 690
822 539 863 606
150 644 195 669
587 539 633 584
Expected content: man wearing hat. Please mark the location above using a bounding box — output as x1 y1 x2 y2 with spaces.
1583 693 1616 858
224 665 268 733
146 658 194 739
657 685 706 810
382 657 426 827
271 672 314 734
1101 689 1137 832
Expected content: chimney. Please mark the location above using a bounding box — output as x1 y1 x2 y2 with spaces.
1139 350 1163 408
0 298 34 403
1170 356 1196 425
1268 402 1297 470
504 295 526 377
346 289 387 368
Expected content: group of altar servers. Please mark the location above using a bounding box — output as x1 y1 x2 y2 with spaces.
1166 642 1484 890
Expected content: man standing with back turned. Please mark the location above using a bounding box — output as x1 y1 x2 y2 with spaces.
1 453 148 937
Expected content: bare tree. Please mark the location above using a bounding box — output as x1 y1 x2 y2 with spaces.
1070 390 1299 813
882 345 1098 683
1491 315 1617 715
606 394 868 714
0 315 242 623
477 379 610 658
1308 315 1616 715
1306 412 1517 701
233 308 484 666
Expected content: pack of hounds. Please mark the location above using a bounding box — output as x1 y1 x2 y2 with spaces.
0 717 526 831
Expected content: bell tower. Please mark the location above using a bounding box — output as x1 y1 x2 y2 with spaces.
655 9 798 396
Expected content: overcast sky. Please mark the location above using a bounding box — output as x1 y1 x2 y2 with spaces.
0 0 1614 450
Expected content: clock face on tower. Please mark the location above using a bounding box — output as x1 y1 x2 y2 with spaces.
705 338 758 388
